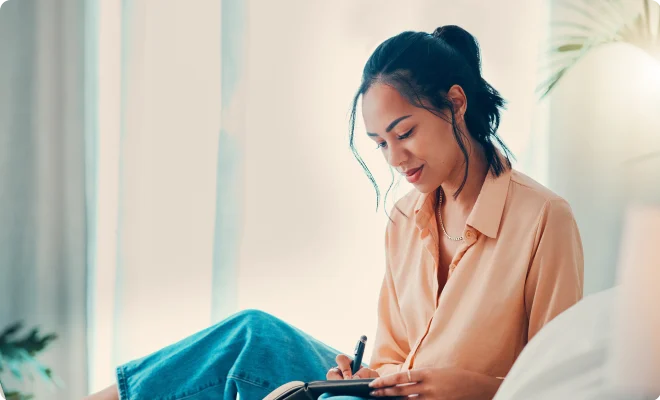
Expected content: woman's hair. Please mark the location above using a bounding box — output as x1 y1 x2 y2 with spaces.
348 25 514 220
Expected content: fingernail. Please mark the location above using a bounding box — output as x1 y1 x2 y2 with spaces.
368 380 378 387
352 375 359 379
370 390 378 396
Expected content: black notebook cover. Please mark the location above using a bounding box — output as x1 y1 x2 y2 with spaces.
263 378 397 400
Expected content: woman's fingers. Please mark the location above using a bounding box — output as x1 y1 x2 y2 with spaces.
370 382 424 398
329 354 380 380
369 369 422 388
326 366 343 380
354 367 380 379
353 368 370 379
335 354 353 379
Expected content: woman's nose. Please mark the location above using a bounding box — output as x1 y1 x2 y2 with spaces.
386 144 407 168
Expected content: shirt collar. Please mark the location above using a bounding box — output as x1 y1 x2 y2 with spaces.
413 167 512 239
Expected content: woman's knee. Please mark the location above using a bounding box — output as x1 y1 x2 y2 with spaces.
229 308 284 328
212 308 292 340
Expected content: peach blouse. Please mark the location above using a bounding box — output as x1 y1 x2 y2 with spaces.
369 168 584 379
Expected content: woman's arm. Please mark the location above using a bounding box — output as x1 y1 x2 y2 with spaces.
525 198 584 341
369 366 504 399
368 222 411 376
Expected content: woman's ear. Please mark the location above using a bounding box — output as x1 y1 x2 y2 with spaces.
447 84 467 120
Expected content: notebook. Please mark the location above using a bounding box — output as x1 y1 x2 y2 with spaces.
263 378 395 400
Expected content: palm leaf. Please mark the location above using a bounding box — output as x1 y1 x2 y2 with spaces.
554 0 623 34
539 0 660 99
555 43 584 52
539 34 616 99
643 0 652 39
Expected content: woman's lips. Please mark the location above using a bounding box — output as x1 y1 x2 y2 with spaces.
406 166 424 183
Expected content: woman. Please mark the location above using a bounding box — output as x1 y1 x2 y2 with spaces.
87 25 584 400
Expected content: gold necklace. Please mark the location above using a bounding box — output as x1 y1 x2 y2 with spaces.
436 188 464 242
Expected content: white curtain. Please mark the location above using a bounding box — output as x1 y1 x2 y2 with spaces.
88 0 222 392
0 0 88 398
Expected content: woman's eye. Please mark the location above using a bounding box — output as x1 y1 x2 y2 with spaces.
398 128 414 139
375 128 414 149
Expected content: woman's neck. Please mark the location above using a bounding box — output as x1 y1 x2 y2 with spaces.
441 140 489 215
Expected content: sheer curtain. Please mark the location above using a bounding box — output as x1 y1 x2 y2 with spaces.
88 0 222 392
0 0 88 398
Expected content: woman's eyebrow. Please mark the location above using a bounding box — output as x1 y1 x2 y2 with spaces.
367 115 412 137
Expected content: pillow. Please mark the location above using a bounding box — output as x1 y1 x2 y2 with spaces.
493 288 658 400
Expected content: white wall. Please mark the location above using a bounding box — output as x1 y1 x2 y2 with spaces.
238 0 548 362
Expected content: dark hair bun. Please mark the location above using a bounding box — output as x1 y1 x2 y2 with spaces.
432 25 481 75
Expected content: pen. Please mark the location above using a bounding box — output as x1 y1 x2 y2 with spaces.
351 335 367 375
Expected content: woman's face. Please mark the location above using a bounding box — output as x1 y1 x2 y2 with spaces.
362 82 466 194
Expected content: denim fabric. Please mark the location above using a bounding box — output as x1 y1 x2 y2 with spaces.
116 309 369 400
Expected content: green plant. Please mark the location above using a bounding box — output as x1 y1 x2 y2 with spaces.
0 322 62 400
539 0 660 99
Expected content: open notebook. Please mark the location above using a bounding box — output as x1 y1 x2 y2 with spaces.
263 378 391 400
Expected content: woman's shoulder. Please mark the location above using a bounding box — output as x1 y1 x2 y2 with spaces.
509 169 561 201
509 169 572 209
505 169 577 226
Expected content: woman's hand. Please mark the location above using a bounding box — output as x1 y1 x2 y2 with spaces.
368 367 502 399
326 354 380 380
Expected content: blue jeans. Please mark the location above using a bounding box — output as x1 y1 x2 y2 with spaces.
116 309 369 400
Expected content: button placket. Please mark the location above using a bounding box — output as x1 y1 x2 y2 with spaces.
446 229 478 278
463 228 478 246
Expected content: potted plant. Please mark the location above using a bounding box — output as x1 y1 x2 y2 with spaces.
0 322 62 400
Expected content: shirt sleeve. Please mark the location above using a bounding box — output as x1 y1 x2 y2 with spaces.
368 221 411 377
525 198 584 342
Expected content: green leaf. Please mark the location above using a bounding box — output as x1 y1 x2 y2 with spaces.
537 66 568 100
556 43 584 52
0 322 24 342
0 322 61 391
8 361 22 380
6 392 35 400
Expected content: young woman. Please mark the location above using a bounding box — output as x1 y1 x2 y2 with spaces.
87 25 584 400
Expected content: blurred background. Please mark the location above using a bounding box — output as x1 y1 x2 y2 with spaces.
0 0 658 398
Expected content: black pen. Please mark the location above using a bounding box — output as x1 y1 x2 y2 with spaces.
351 335 367 375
